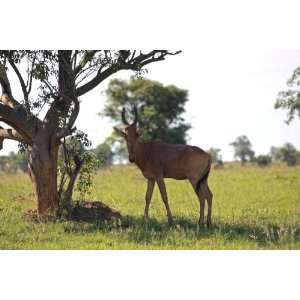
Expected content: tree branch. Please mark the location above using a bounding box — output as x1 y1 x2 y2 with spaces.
7 58 30 109
139 51 181 67
0 64 24 110
75 50 182 97
0 126 27 142
26 54 36 95
0 93 21 110
0 64 13 97
76 65 116 96
57 97 80 139
0 63 42 138
0 103 35 142
74 51 98 76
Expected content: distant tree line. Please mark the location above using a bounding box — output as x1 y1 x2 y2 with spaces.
0 151 27 173
206 136 300 168
2 136 300 174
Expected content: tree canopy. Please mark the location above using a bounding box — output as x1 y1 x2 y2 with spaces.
230 135 255 164
276 66 300 123
206 147 221 163
102 77 190 159
93 138 114 166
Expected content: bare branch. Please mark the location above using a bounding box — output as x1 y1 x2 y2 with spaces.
0 64 26 110
75 50 182 97
130 50 136 61
74 51 98 76
131 50 157 64
0 68 42 140
75 64 100 86
7 58 30 109
138 50 182 67
0 93 21 109
26 54 36 95
76 66 117 97
72 50 78 69
0 126 27 143
0 103 35 143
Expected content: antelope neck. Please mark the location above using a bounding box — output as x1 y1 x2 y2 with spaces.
132 140 144 167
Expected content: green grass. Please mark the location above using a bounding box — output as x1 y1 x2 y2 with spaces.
0 163 299 249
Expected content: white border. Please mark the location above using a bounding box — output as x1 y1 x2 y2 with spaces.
1 1 300 299
0 251 299 300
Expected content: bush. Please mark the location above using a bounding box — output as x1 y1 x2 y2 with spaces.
256 155 272 167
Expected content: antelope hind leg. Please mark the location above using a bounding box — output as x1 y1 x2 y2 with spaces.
203 181 213 227
189 178 206 227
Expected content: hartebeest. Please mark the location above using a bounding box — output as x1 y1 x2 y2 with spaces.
115 107 213 227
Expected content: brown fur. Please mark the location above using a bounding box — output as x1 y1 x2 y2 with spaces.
115 108 213 226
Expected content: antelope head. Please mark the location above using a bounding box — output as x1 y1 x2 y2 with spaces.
114 106 139 163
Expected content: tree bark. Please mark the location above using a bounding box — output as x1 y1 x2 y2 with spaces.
28 134 59 215
63 156 82 207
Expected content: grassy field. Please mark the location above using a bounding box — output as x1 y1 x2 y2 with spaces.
0 163 299 249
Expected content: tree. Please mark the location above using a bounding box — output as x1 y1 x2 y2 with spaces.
270 146 284 161
230 135 255 165
270 143 298 166
102 77 190 159
276 66 300 123
207 147 221 163
94 139 114 167
0 50 181 215
14 151 28 172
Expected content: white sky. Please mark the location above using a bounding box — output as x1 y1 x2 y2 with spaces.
1 50 300 161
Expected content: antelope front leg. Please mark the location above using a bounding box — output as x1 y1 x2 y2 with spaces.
156 177 173 224
144 179 155 222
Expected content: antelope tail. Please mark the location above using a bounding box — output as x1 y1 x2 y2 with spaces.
195 163 211 195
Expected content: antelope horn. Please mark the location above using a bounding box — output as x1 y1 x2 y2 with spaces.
121 107 129 125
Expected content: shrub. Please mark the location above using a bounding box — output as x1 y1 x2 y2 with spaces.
256 155 272 167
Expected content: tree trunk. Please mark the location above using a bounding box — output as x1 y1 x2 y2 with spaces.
63 160 82 208
28 135 59 215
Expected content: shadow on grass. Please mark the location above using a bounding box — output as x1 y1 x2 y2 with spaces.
62 215 300 247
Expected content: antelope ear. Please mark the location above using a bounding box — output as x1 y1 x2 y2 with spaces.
114 127 125 137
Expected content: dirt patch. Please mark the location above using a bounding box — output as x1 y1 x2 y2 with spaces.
25 200 122 223
71 201 122 222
